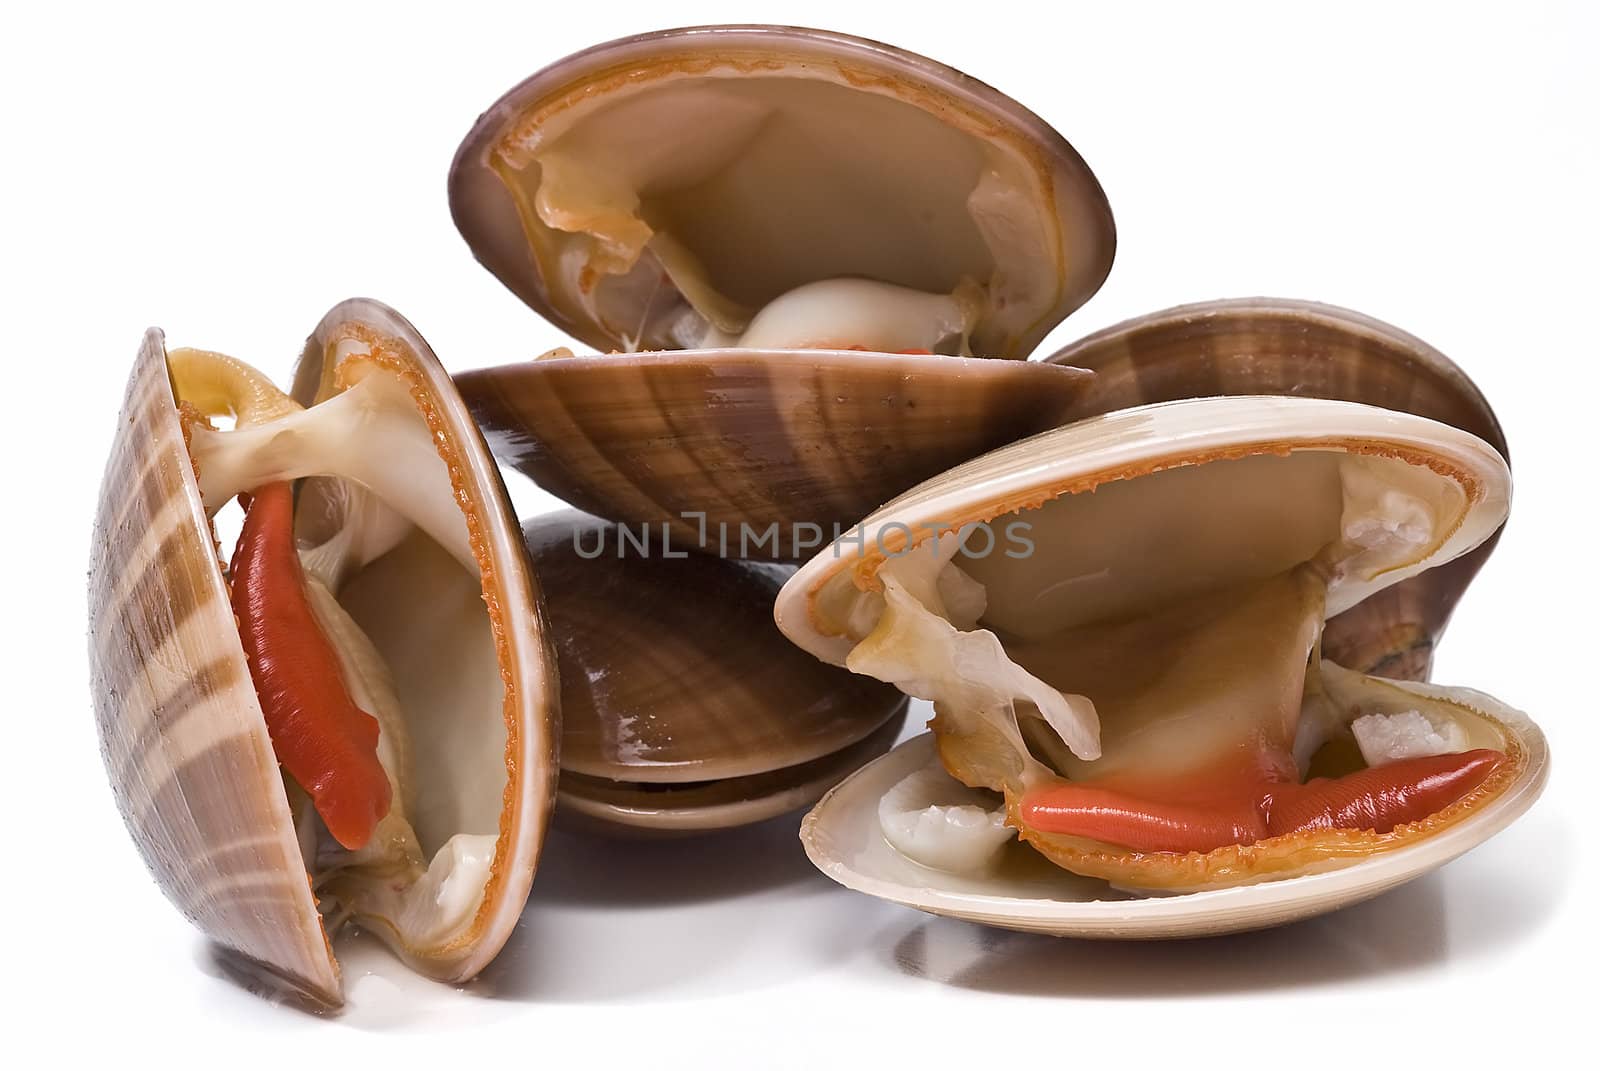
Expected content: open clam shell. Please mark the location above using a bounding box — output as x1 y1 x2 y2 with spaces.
458 352 1091 561
1044 298 1508 680
88 300 559 1005
450 24 1114 358
775 396 1545 931
524 511 907 833
449 25 1112 561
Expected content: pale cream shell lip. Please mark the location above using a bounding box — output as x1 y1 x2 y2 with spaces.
1040 296 1512 682
775 394 1513 664
803 721 1548 939
448 23 1115 356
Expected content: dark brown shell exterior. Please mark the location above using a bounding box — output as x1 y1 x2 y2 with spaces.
1044 297 1509 679
524 511 907 832
525 511 905 782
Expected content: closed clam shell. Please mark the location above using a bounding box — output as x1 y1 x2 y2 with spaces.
560 714 908 837
449 24 1115 358
457 352 1092 562
523 511 907 833
776 396 1545 932
88 301 560 1005
1044 298 1508 680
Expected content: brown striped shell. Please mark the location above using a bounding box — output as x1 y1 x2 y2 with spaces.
457 352 1091 562
523 511 907 834
1043 298 1509 680
87 300 560 1006
89 329 339 1002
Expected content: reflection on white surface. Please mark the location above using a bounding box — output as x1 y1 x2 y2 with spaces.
890 884 1455 996
469 814 890 1005
888 812 1571 996
201 807 907 1028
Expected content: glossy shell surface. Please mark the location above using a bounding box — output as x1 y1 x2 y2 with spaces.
459 351 1091 561
89 328 341 1003
524 511 907 832
561 712 908 836
1044 298 1508 680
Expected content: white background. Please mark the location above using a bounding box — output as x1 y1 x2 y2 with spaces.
4 1 1594 1065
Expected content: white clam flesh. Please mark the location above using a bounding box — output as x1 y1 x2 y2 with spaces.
877 765 1012 874
700 277 985 354
177 346 503 944
1351 707 1471 766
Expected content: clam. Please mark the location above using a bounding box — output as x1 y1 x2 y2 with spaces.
1044 297 1508 680
449 24 1112 559
88 299 559 1005
776 396 1546 936
524 511 907 834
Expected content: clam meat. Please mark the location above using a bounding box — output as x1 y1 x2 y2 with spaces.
778 396 1546 932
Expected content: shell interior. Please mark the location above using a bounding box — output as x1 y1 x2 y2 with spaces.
803 719 1546 939
450 25 1114 358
